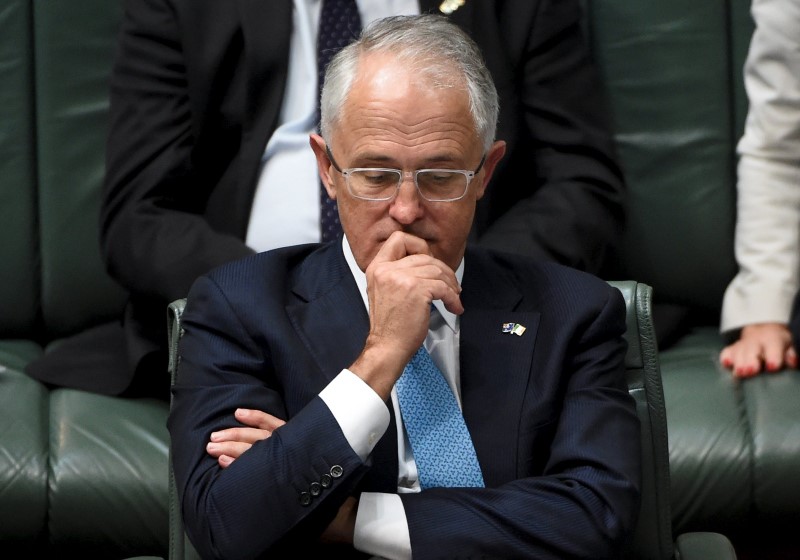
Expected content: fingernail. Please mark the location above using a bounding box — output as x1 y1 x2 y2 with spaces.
210 432 219 441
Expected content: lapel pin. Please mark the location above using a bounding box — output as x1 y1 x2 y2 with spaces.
502 322 526 336
439 0 465 15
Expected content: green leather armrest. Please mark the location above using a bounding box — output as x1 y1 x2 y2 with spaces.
675 532 738 560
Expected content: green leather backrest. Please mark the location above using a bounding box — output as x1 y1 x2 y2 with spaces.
585 0 754 316
0 0 37 335
34 0 126 335
2 0 127 339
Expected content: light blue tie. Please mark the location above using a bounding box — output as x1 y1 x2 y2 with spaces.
395 344 485 489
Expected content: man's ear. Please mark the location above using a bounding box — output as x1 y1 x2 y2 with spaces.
474 140 507 200
309 133 337 199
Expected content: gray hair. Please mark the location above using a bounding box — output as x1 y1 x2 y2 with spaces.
319 14 499 152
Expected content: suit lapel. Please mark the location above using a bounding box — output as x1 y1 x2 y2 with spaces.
459 248 540 485
285 245 369 379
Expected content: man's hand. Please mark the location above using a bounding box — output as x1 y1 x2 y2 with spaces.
206 408 286 468
319 496 358 545
350 231 463 399
719 323 798 378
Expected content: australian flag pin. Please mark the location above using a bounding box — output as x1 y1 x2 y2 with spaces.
502 322 526 336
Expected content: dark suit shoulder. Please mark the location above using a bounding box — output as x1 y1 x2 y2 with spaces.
464 245 626 339
197 242 353 304
465 244 617 299
204 243 321 282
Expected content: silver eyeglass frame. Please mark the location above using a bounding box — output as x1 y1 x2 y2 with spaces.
326 146 486 202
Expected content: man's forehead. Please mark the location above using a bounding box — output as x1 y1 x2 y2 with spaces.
353 50 465 92
344 61 471 125
328 52 478 153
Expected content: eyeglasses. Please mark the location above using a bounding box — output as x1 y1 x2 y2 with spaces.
326 146 486 202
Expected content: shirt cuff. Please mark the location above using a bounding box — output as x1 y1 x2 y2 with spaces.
354 493 411 560
318 369 390 460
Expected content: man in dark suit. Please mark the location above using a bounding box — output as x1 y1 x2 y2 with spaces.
26 0 625 400
168 15 640 558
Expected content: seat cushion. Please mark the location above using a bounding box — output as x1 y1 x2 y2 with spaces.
660 325 800 541
0 342 48 543
48 389 170 557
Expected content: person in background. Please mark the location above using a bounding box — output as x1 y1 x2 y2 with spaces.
719 0 800 378
25 0 625 400
168 15 640 559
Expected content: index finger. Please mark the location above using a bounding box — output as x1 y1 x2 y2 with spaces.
370 231 433 266
209 426 271 445
234 408 286 430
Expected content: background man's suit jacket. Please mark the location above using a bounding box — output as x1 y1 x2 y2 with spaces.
168 243 641 559
27 0 625 398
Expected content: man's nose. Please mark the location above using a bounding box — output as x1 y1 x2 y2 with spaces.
389 174 424 224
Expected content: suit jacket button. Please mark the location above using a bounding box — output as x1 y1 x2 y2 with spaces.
299 492 311 506
330 465 343 478
320 473 332 488
310 481 322 496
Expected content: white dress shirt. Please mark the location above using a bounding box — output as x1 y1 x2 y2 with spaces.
720 0 800 333
245 0 419 252
318 236 464 560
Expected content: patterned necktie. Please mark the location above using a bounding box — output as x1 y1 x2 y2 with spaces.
317 0 361 243
395 345 485 489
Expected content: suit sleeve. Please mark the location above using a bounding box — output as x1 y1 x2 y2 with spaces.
399 286 641 559
100 0 253 303
477 0 626 275
167 274 370 560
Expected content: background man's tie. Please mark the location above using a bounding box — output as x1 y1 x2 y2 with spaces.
396 344 485 489
317 0 361 243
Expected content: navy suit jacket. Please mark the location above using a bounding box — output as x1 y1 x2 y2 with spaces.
168 242 641 559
